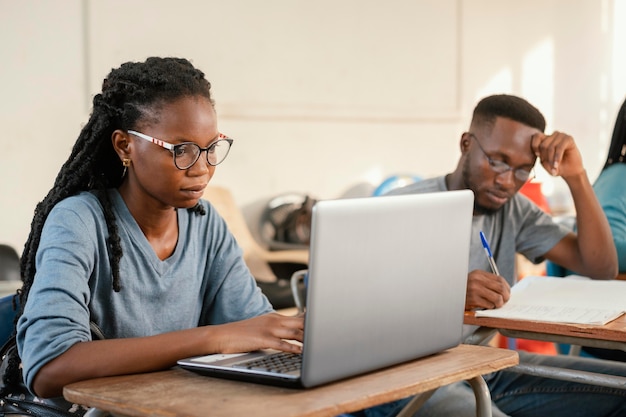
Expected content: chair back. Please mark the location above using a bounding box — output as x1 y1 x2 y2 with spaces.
203 186 309 282
204 186 277 281
0 244 20 282
0 295 18 347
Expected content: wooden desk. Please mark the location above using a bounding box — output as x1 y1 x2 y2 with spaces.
64 344 518 417
464 312 626 349
464 312 626 389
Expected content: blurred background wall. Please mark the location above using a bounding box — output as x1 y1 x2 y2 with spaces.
1 0 625 253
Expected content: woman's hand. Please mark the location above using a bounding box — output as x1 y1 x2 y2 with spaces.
212 312 304 354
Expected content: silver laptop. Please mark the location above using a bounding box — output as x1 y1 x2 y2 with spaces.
177 190 474 388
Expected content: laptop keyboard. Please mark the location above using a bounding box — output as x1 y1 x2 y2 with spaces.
233 352 302 373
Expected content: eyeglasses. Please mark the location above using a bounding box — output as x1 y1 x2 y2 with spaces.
128 130 233 170
468 133 535 182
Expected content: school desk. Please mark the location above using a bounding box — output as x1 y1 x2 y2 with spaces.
63 344 518 417
464 312 626 389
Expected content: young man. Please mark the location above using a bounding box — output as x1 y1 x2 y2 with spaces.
386 94 626 417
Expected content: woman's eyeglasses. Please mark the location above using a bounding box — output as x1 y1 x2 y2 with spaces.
128 130 233 170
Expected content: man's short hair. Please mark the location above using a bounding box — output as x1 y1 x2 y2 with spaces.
472 94 546 132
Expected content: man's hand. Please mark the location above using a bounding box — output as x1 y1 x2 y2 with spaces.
530 132 585 179
532 131 617 280
465 269 511 311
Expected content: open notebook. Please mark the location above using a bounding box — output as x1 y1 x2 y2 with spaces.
178 190 474 388
474 275 626 325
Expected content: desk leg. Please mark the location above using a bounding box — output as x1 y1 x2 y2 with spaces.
468 376 492 417
395 376 492 417
395 389 436 417
568 345 582 356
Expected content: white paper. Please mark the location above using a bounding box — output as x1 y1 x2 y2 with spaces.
474 276 626 325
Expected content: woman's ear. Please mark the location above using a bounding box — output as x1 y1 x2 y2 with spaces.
112 129 131 161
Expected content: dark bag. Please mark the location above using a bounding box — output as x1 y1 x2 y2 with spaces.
0 322 104 417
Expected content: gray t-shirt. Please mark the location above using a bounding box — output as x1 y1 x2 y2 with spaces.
17 189 273 391
387 176 571 286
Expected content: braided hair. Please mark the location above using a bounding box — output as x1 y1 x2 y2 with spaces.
2 57 213 394
605 98 626 168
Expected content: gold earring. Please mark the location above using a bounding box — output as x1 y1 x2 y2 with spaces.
122 158 131 177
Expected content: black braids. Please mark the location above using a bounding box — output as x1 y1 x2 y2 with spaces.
93 94 124 120
188 203 206 216
605 98 626 168
0 347 21 397
94 189 124 292
18 112 116 305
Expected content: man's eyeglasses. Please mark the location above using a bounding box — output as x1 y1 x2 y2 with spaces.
128 130 233 170
468 133 535 182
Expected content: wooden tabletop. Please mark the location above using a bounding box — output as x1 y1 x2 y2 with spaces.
64 344 518 417
464 312 626 343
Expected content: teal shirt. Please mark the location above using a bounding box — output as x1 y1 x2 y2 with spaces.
17 189 273 392
546 163 626 276
594 164 626 272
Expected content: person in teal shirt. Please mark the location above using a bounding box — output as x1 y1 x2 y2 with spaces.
594 165 626 271
553 97 626 274
548 96 626 361
594 98 626 273
580 98 626 360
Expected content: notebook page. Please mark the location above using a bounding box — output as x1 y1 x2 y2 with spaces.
474 276 626 325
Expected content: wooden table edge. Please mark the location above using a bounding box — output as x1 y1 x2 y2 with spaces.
64 345 517 417
464 311 626 343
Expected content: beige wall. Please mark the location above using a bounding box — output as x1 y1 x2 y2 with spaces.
1 0 625 254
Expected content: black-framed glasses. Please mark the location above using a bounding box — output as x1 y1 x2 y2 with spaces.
128 130 233 170
468 133 535 182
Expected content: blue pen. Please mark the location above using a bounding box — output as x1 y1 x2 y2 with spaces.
479 231 501 276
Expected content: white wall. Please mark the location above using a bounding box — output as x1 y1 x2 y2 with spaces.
1 0 625 254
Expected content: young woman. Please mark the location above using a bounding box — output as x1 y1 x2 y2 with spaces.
579 97 626 360
595 97 626 277
4 57 303 412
